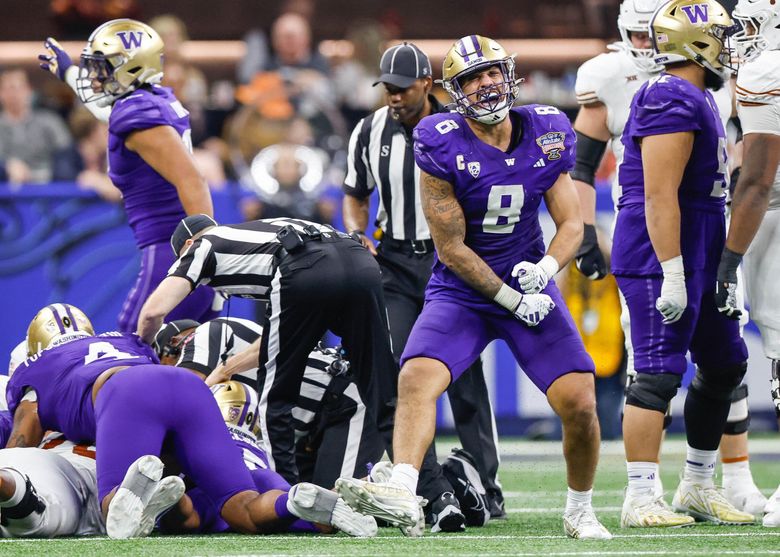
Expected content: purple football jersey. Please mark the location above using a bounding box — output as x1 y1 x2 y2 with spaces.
413 105 575 313
613 74 728 276
6 333 158 443
108 85 192 249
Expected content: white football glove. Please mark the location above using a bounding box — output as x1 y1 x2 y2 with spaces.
513 293 556 327
511 255 559 294
655 256 687 324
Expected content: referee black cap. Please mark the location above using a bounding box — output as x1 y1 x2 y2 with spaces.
171 214 218 255
373 42 431 88
153 319 201 358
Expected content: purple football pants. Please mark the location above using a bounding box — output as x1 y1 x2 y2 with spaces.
117 242 220 332
616 271 748 375
401 283 595 392
94 365 255 511
187 467 318 534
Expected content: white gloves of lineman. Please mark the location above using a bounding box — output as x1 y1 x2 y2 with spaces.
513 293 556 327
656 256 687 324
511 255 560 294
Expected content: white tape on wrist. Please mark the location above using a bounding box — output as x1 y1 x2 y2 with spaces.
494 283 524 312
660 255 684 277
538 255 560 280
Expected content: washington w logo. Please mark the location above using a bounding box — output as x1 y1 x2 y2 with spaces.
116 31 144 49
681 3 709 24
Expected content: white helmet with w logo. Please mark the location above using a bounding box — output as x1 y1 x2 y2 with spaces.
78 18 164 106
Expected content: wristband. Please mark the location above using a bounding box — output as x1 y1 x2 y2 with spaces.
494 283 524 312
660 255 684 277
538 255 560 280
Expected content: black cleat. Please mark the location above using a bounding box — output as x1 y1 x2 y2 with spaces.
441 448 490 527
427 492 466 533
487 489 507 519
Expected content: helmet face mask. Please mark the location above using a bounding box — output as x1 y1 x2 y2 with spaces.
441 35 521 125
732 0 780 63
651 0 739 80
77 18 164 107
27 304 94 357
618 0 668 72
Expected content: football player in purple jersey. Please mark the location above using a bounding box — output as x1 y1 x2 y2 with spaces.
5 304 377 539
613 0 754 526
335 35 611 540
38 20 220 332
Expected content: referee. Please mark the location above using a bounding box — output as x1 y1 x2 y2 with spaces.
153 316 384 488
137 214 396 483
342 43 505 526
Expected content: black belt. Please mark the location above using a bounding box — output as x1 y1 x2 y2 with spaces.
276 224 359 258
381 237 435 255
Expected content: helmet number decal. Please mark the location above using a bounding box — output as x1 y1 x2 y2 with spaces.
434 119 460 135
482 184 524 234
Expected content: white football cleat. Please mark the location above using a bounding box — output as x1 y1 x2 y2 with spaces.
563 504 612 540
723 478 768 517
369 461 393 483
288 482 377 537
107 455 183 539
673 479 755 525
335 477 420 528
621 492 694 528
763 485 780 527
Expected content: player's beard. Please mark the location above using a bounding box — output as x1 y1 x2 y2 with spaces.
704 68 725 91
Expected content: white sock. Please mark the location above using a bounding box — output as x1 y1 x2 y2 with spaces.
722 459 753 486
626 461 659 498
565 487 593 513
684 446 717 484
0 468 27 507
390 463 419 495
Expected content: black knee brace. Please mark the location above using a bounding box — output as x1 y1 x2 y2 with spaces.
623 372 674 428
690 361 748 402
625 373 682 414
724 383 750 435
0 469 46 526
772 360 780 418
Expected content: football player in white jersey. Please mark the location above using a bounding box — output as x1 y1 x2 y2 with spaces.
572 0 765 526
716 0 780 528
0 349 103 538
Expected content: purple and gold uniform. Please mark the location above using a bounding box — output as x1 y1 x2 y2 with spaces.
6 334 258 510
612 74 747 374
108 85 218 331
405 106 594 391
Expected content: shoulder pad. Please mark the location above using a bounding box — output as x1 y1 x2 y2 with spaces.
109 89 168 137
575 51 625 105
737 51 780 106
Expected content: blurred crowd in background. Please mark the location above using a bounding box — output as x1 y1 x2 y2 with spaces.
0 0 623 228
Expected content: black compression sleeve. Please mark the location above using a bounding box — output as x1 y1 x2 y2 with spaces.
571 131 608 187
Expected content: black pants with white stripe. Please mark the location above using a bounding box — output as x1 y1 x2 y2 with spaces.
296 374 385 489
258 236 397 483
376 243 502 502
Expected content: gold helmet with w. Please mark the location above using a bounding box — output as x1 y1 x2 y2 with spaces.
210 381 261 442
650 0 738 79
27 303 94 357
78 18 164 106
441 35 521 125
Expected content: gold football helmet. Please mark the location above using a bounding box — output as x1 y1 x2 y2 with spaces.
210 381 261 442
650 0 738 79
27 303 94 357
441 35 521 125
78 18 164 106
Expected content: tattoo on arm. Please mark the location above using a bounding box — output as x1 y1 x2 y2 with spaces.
6 402 42 449
421 173 504 299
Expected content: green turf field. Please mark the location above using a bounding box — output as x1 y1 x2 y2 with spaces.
2 438 778 556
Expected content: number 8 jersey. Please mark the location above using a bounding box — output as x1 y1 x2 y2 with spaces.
412 105 576 313
7 333 158 443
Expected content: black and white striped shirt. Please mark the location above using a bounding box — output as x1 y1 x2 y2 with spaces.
343 96 446 241
168 218 334 300
175 317 364 442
